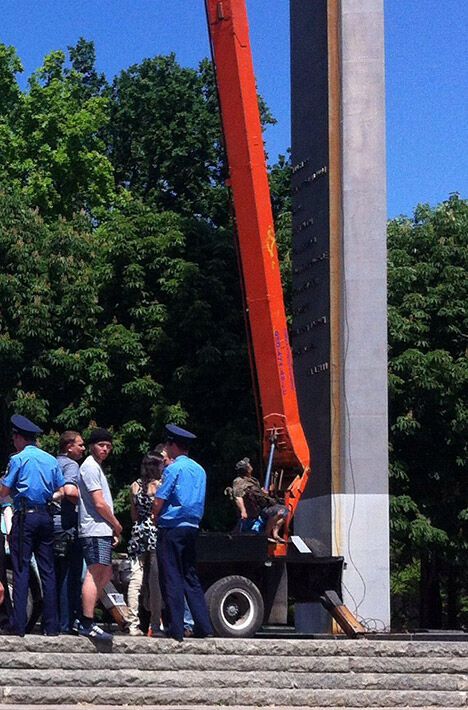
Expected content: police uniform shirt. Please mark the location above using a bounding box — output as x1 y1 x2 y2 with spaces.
2 445 65 507
156 455 206 528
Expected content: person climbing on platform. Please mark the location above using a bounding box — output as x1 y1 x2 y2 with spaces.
231 457 288 542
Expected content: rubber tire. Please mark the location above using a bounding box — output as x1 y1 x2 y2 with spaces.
205 575 264 638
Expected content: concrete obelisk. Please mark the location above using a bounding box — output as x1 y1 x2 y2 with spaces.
291 0 390 631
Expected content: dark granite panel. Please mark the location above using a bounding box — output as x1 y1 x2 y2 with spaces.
291 0 331 509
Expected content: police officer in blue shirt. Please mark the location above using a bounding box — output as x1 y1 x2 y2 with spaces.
0 415 65 636
153 424 213 641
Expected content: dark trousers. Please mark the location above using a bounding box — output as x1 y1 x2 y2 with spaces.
0 530 13 630
10 511 59 635
158 526 212 640
54 534 83 632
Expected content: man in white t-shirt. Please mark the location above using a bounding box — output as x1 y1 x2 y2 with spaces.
74 428 122 641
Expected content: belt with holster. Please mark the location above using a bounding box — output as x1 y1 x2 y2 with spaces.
14 503 49 514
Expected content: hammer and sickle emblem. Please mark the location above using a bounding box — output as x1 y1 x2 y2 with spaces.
266 225 277 268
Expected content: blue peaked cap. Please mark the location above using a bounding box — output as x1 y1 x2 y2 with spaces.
11 414 43 436
165 423 197 443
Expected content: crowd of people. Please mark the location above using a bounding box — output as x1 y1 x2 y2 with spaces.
0 414 285 640
0 415 213 641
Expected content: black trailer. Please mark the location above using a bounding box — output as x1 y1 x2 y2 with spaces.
196 532 352 638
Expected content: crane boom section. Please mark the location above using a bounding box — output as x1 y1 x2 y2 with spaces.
205 0 310 484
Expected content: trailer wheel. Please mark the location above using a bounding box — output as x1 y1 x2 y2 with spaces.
205 575 264 638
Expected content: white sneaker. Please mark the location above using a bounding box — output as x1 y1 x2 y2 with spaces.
128 627 144 636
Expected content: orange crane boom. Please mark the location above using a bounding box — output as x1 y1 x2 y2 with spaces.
205 0 311 525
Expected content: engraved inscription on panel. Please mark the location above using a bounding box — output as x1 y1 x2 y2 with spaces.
291 0 331 501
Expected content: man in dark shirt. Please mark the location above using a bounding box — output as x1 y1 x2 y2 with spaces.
54 430 85 633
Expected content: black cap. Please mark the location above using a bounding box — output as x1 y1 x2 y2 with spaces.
88 428 113 445
235 457 251 472
11 414 43 437
165 424 196 446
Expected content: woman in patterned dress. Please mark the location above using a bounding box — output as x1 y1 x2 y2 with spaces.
126 450 164 636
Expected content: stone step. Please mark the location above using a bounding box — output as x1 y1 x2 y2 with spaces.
1 686 467 707
0 707 461 710
1 669 467 692
0 707 460 710
0 637 465 707
1 651 466 674
1 636 467 658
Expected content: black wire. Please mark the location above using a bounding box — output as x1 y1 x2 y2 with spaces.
336 1 368 614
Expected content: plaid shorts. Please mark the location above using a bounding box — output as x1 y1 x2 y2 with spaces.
261 503 289 521
80 536 113 566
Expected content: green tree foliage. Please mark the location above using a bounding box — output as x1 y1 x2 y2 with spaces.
388 195 468 628
0 41 263 532
0 186 257 527
0 191 166 467
109 55 225 220
5 40 465 633
0 41 113 218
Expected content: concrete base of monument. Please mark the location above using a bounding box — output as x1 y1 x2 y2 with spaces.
293 493 391 633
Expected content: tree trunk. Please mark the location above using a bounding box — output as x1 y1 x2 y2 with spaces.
419 550 443 628
446 564 459 629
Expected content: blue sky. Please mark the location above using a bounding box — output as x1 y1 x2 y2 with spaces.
2 0 467 217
